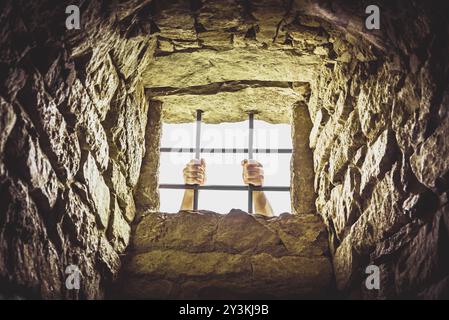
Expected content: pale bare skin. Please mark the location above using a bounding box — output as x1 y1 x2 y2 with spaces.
180 159 273 217
180 159 206 211
241 159 274 217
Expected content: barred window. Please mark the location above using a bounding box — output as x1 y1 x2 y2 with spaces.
159 111 292 215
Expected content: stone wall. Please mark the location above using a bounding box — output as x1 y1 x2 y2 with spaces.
0 0 155 298
135 100 162 214
291 101 316 215
308 1 449 298
1 0 449 300
119 210 333 299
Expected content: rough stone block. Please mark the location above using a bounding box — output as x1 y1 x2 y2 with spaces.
156 86 302 124
17 73 81 182
0 97 16 156
198 0 245 31
348 163 408 255
410 117 449 190
356 88 387 141
105 160 137 222
366 205 449 299
67 79 109 172
104 81 146 188
333 235 362 291
253 5 286 44
402 190 439 220
393 206 449 297
328 111 365 183
111 38 156 81
341 166 362 228
154 1 196 41
315 168 331 214
313 117 343 174
105 160 130 205
142 48 320 88
81 153 110 229
323 165 363 242
0 63 28 101
198 31 232 48
6 115 58 212
291 102 316 214
360 129 398 195
134 101 161 213
97 235 121 282
122 210 333 299
309 108 326 149
0 179 62 299
353 145 367 167
322 184 344 235
85 52 118 120
107 197 131 253
322 166 362 240
263 213 329 257
60 187 99 252
333 90 353 123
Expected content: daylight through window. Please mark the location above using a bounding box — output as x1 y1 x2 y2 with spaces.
159 114 292 215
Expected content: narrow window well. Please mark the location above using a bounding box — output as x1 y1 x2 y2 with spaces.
158 112 292 215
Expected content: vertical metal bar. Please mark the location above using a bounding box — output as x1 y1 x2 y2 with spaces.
248 113 254 213
195 111 202 160
193 110 202 210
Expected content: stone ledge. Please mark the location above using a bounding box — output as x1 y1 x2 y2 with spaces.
120 210 334 299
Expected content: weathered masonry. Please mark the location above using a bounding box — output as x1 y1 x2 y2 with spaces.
1 0 448 299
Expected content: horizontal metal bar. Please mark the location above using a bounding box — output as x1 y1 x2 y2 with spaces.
159 184 290 191
160 147 292 154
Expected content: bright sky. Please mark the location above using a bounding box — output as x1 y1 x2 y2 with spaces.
159 120 292 215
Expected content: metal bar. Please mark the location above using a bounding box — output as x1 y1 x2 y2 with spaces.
248 114 254 159
159 184 290 191
195 111 202 160
160 147 292 154
193 110 202 210
248 113 254 213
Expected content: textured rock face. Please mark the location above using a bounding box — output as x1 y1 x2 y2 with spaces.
0 0 153 298
142 0 378 124
120 210 333 299
134 101 162 213
156 86 303 124
308 1 449 299
143 49 319 88
1 0 449 300
410 117 449 190
291 102 316 214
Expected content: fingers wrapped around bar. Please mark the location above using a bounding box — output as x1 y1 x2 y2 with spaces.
183 159 206 185
241 159 264 186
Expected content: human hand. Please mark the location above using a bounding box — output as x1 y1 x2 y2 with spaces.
241 159 264 186
183 159 206 185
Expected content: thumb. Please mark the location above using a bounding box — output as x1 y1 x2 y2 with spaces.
241 159 248 166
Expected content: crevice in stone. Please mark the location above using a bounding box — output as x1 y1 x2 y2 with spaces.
153 45 221 57
146 79 305 96
244 25 258 40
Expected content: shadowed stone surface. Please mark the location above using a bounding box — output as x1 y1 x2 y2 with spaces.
120 210 333 299
308 1 449 298
1 0 449 300
291 101 316 214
